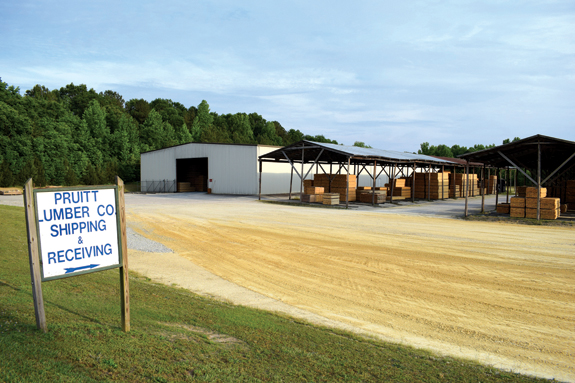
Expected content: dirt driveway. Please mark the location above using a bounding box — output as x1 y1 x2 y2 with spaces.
116 193 575 381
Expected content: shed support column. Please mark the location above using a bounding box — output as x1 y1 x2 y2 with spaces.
427 166 431 201
464 160 470 217
514 168 518 196
288 166 293 200
346 157 350 209
495 167 499 208
390 164 396 204
412 163 416 202
441 165 445 200
506 167 510 203
372 160 376 206
300 148 304 202
481 165 485 213
537 142 541 220
258 160 262 201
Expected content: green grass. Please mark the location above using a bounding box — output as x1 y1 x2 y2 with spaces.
0 205 551 382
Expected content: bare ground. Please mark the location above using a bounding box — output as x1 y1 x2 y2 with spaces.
127 194 572 382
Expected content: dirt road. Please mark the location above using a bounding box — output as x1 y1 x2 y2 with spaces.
125 194 574 382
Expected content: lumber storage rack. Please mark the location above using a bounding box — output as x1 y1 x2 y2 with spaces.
258 140 493 209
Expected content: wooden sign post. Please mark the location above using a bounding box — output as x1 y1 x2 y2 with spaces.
23 177 130 332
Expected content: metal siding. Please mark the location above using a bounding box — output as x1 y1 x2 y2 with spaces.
141 143 263 195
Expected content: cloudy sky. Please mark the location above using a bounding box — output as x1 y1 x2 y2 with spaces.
1 0 573 151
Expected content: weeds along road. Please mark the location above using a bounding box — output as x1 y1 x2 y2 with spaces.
124 193 574 382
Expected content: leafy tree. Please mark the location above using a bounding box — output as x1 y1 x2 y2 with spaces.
0 160 14 187
304 134 338 144
174 122 193 144
59 83 99 116
125 98 151 125
286 129 304 144
353 141 372 148
139 109 164 151
257 121 283 145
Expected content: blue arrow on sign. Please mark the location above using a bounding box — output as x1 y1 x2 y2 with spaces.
64 264 100 274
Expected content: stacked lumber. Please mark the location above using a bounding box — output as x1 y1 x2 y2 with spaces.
450 173 479 197
302 183 324 204
487 175 498 194
359 190 387 204
357 186 372 191
304 186 324 195
449 185 460 198
314 174 357 202
390 187 412 197
496 203 510 214
0 189 22 195
510 197 526 218
509 187 559 219
301 194 323 203
192 175 206 192
322 193 340 205
516 186 527 197
177 182 195 192
414 172 450 199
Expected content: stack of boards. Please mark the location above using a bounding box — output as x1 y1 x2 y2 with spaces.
384 179 411 200
508 187 561 219
450 173 479 197
357 187 387 203
0 189 22 195
177 182 196 192
301 179 341 205
313 174 357 202
414 173 450 199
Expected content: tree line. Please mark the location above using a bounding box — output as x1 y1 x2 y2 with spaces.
417 137 521 158
0 79 337 187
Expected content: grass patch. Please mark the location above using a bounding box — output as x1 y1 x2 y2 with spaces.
0 204 552 382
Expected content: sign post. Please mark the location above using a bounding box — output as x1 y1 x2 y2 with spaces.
24 178 130 332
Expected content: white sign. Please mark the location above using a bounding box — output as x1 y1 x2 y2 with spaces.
35 188 121 279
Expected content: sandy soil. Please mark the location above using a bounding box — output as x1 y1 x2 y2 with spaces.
125 195 574 382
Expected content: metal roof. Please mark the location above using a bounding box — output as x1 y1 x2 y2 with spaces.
259 140 457 166
458 134 575 171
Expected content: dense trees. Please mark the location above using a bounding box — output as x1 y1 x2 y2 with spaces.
0 79 336 187
417 137 521 158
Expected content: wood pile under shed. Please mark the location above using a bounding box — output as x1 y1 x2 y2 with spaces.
506 187 561 219
413 172 449 199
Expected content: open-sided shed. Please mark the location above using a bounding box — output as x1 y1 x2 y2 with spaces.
458 134 575 219
258 140 459 207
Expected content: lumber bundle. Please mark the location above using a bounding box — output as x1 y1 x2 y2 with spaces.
507 188 559 219
414 172 449 199
486 175 498 194
357 186 371 191
449 185 460 198
390 187 412 197
450 173 479 197
516 186 527 197
304 186 324 195
0 189 22 195
358 190 387 203
177 182 196 192
301 194 323 203
322 193 340 205
526 187 547 198
496 203 510 214
303 179 314 188
314 174 357 202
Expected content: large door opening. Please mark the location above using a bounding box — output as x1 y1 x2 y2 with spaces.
176 158 208 192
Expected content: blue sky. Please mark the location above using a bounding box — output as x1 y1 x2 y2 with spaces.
1 0 574 151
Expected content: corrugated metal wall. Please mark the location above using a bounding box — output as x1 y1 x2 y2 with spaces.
141 143 293 195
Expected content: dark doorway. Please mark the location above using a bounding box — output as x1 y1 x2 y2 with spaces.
176 158 208 192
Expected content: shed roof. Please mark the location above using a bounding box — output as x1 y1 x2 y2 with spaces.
259 140 456 166
458 134 575 171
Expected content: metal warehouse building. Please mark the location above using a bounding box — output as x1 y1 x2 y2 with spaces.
140 142 292 195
